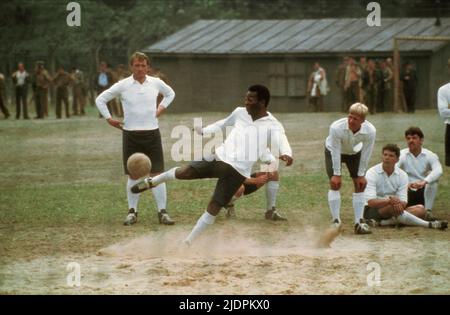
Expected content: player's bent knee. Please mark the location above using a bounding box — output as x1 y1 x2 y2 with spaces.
175 166 198 179
207 200 222 216
413 204 426 218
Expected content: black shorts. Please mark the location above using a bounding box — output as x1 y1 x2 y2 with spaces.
407 187 425 207
363 206 388 222
122 129 164 174
325 147 361 179
189 159 246 207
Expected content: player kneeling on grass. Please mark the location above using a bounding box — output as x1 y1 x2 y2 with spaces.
363 144 447 230
224 170 287 221
131 85 293 245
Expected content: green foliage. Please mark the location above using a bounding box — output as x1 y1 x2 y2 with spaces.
0 0 447 75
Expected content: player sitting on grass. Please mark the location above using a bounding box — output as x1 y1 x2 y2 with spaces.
363 144 447 230
397 127 443 221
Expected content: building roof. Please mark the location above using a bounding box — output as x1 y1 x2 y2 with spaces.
145 18 450 55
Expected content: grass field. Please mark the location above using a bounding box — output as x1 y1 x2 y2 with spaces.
0 107 449 294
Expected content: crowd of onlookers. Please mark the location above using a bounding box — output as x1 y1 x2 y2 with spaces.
0 60 167 120
307 56 418 113
0 57 421 119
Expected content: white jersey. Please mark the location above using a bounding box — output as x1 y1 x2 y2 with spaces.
397 148 442 184
437 83 450 125
325 117 376 176
365 163 408 203
202 107 292 178
96 75 175 130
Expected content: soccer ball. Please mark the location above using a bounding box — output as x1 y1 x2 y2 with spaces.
127 153 152 180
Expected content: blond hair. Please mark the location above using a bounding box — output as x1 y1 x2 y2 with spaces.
129 52 150 66
348 103 369 119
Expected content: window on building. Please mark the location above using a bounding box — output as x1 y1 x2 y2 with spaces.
269 61 306 97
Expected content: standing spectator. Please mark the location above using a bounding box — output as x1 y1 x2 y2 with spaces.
0 72 10 119
358 56 367 104
33 61 51 119
401 61 418 113
307 62 328 112
95 61 115 117
362 59 382 114
71 66 86 116
345 58 361 108
381 59 393 112
53 66 72 119
12 62 29 119
437 58 450 167
335 56 349 112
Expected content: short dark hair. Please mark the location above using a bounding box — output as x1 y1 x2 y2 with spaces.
405 126 424 139
248 85 270 107
382 143 400 158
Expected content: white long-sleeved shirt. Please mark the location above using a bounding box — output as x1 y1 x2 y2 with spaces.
365 163 408 203
397 148 443 184
13 70 28 86
437 83 450 124
325 117 376 176
202 107 292 178
95 75 175 130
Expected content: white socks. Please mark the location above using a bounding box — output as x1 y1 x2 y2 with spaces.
151 167 179 186
328 190 341 222
266 181 279 210
380 217 397 226
327 191 365 224
424 182 438 210
396 211 429 227
353 192 366 224
127 178 141 212
152 183 167 211
380 211 429 228
184 211 216 244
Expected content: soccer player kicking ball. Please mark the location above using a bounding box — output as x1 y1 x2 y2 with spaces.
363 144 447 230
325 103 376 234
132 85 293 245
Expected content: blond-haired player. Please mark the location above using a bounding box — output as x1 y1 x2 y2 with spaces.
325 103 376 234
